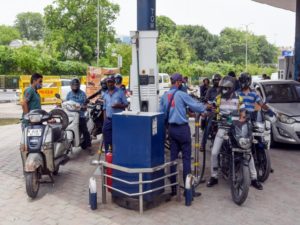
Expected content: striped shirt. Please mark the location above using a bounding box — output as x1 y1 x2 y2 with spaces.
239 91 262 112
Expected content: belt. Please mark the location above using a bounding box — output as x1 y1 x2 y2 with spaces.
169 123 188 126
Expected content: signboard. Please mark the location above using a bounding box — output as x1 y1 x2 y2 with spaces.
282 50 294 57
86 67 120 100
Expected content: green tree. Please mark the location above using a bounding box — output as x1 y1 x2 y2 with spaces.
15 12 44 40
44 0 120 63
0 25 20 45
177 25 219 61
156 16 176 37
99 43 132 75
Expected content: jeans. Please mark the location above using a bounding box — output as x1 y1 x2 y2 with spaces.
211 128 257 180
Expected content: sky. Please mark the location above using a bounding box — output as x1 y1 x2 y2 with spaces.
0 0 296 47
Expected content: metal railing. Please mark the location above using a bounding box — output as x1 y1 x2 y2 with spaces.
91 160 180 214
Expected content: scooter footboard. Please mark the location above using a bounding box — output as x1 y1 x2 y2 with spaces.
25 153 44 172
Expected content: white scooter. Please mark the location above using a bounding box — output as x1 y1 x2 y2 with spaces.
55 94 87 151
20 108 73 199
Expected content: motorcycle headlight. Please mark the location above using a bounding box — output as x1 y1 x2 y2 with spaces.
239 138 251 149
29 114 42 123
253 122 265 133
278 114 295 124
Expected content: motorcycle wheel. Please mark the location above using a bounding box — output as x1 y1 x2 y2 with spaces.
256 149 271 182
230 161 250 206
25 170 40 199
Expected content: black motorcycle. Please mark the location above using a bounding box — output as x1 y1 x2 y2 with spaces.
215 113 252 205
250 111 271 182
87 98 104 137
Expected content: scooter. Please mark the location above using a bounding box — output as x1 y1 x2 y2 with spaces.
55 94 87 149
20 108 72 199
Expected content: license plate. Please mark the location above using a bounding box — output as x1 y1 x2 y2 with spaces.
28 129 42 137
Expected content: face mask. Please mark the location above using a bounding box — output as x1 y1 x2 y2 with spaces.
36 84 42 90
108 86 115 90
178 84 183 89
222 89 228 95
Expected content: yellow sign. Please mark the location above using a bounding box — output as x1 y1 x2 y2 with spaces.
19 75 62 105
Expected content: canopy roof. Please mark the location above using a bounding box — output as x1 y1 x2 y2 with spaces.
252 0 296 12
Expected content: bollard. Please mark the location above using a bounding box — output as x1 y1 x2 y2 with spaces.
89 177 97 210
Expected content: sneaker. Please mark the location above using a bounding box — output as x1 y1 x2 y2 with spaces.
251 179 263 190
207 177 218 187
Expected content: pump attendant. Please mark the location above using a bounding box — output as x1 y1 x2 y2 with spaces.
160 73 207 197
102 75 128 152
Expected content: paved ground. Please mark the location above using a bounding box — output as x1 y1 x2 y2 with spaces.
0 92 17 103
0 120 299 225
0 103 54 119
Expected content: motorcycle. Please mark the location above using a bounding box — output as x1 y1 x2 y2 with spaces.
20 108 72 198
86 98 104 138
250 111 273 182
214 113 252 205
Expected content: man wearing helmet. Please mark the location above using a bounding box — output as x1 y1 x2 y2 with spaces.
102 75 128 152
200 74 222 152
87 77 108 100
207 75 265 190
207 76 247 187
199 78 210 99
66 78 91 150
114 74 123 88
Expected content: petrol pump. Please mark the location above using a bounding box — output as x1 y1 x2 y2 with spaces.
129 0 159 112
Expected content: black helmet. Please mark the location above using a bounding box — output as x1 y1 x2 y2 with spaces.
219 75 235 98
115 74 122 85
212 74 221 87
228 71 236 78
100 78 108 91
70 78 80 92
106 75 115 83
239 72 252 89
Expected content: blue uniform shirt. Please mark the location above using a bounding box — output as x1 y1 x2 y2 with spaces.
239 91 262 112
160 87 206 124
66 90 87 117
103 87 128 118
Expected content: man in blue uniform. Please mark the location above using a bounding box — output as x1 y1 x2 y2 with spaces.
160 73 207 196
66 78 91 150
21 73 43 130
102 75 128 152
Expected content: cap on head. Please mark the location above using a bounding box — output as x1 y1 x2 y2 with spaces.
171 73 183 83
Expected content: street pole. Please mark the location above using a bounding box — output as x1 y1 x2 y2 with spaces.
243 23 253 72
96 0 100 67
246 28 248 72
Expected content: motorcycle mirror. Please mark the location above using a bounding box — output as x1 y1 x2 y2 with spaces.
55 93 61 99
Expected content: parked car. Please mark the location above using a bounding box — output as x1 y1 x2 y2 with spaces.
158 73 170 97
253 80 300 145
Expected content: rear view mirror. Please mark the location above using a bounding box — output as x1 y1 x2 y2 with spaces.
55 93 61 99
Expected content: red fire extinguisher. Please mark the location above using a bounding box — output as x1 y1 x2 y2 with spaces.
105 150 113 192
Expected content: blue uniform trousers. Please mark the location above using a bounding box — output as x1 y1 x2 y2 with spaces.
102 118 112 153
169 123 192 185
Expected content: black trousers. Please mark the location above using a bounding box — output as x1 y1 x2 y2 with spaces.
79 118 91 149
